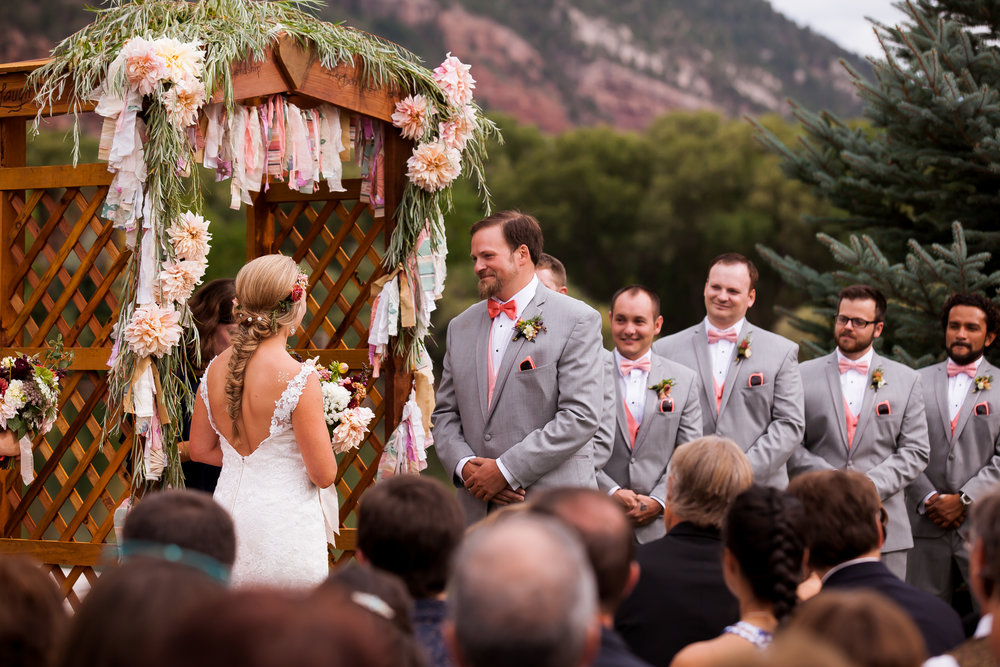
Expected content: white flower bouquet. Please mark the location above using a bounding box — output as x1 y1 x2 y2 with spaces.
317 361 375 454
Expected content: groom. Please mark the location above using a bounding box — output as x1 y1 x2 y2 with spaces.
433 211 604 523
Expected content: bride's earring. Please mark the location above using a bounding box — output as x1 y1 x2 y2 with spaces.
290 325 297 335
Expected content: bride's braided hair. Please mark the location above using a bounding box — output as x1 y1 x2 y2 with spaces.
722 485 807 623
225 255 306 443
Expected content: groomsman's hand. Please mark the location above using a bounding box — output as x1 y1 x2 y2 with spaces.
613 489 639 511
492 487 527 505
465 458 509 502
460 458 483 484
627 494 662 526
926 493 966 528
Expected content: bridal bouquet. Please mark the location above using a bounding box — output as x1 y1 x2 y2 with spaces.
317 361 374 454
0 344 72 482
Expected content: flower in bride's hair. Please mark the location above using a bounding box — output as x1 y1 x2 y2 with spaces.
159 260 206 304
332 407 375 453
119 37 168 96
391 94 434 141
163 76 206 129
167 211 212 262
432 53 475 107
124 303 182 358
153 37 205 86
406 141 461 192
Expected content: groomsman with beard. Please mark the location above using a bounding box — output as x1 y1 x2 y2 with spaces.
906 293 1000 604
593 285 702 543
432 211 604 524
653 253 804 487
789 284 929 579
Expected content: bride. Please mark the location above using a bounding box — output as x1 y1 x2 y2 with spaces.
189 254 339 587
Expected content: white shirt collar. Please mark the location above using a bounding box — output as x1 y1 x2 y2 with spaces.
704 316 745 337
820 556 881 584
835 346 875 366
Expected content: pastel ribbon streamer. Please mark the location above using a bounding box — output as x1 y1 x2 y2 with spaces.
19 435 33 485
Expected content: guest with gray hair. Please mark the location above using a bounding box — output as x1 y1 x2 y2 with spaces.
615 436 754 666
445 514 600 667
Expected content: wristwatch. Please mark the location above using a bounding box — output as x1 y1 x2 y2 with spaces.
960 492 973 507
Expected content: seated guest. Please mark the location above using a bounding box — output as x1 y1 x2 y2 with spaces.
57 558 228 667
121 488 236 580
357 475 464 666
927 489 1000 666
786 590 926 667
445 514 600 667
787 470 964 656
614 436 754 666
531 488 652 666
0 556 68 667
671 485 807 666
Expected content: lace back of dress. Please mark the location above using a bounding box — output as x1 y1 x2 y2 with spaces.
269 360 318 437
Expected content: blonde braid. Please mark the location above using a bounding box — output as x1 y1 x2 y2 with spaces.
225 316 272 443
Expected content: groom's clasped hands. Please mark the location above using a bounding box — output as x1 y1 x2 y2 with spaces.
462 457 526 504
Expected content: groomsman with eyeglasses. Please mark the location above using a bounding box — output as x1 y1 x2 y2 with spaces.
905 293 1000 605
789 284 930 579
653 253 804 488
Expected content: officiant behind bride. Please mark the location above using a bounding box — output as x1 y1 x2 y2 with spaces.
189 254 339 588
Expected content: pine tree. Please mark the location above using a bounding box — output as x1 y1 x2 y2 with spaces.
752 0 1000 363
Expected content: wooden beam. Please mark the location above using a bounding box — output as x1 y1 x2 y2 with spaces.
0 163 112 190
0 538 115 566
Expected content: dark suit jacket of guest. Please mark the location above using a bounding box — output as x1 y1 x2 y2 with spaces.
595 627 653 667
822 560 965 656
614 522 739 667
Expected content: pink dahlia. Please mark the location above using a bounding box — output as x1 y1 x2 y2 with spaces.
406 141 462 192
124 303 182 358
391 94 435 141
432 53 476 107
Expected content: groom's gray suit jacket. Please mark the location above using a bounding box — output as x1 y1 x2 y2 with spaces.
653 321 804 487
433 283 604 522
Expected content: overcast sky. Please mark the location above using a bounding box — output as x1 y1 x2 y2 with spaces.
767 0 906 58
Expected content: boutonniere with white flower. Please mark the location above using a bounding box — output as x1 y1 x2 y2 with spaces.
871 368 887 391
649 378 675 399
975 375 993 392
735 335 752 362
513 316 546 342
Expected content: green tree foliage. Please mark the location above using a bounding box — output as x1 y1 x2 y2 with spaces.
753 0 1000 365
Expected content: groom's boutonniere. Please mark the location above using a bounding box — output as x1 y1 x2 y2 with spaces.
871 367 887 391
975 375 993 392
513 316 546 342
649 378 675 399
735 335 752 362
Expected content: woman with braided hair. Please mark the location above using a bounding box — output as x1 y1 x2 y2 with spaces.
189 254 338 588
670 485 806 667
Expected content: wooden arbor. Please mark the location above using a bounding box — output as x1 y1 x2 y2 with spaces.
0 36 413 606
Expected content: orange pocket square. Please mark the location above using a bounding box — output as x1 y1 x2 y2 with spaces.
519 356 536 372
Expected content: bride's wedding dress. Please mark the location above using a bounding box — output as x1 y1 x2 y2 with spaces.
200 358 339 587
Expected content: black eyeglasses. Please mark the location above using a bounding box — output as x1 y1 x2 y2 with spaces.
835 315 878 328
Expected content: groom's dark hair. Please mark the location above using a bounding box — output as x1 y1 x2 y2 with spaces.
471 210 544 265
610 285 661 319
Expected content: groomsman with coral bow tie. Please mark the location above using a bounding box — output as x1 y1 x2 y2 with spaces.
653 253 804 487
432 211 604 524
789 284 929 579
592 285 702 543
905 293 1000 604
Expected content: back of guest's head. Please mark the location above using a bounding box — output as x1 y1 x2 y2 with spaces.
969 488 1000 599
447 514 598 667
0 556 67 667
785 590 926 667
530 487 634 614
151 588 408 667
188 277 236 368
357 475 464 599
122 488 236 569
667 436 754 529
317 562 415 635
786 471 881 569
755 630 857 667
723 485 806 622
58 558 227 667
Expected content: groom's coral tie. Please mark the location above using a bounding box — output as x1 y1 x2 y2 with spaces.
706 329 738 344
620 358 651 375
488 299 517 320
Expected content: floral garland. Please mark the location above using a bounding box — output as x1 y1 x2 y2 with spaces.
28 0 497 489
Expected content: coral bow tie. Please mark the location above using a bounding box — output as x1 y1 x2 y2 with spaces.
707 329 738 344
620 358 651 375
947 360 977 378
487 299 518 320
838 358 869 375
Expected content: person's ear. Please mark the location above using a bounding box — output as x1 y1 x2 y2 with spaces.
622 561 641 599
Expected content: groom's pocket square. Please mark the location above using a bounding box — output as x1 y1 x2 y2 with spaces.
876 401 891 416
519 356 536 372
976 402 990 416
748 373 764 387
659 397 674 413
